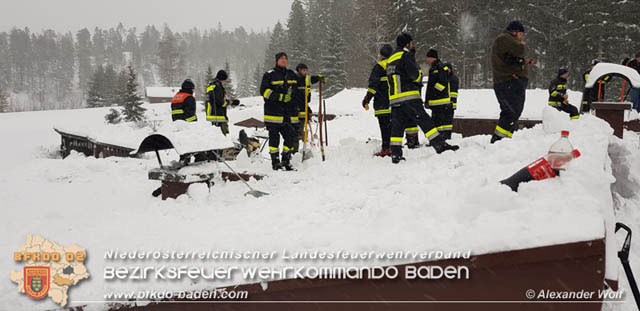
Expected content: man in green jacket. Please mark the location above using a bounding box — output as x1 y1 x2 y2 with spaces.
490 21 535 143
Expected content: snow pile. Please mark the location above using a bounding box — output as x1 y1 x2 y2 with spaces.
0 88 628 310
603 131 640 311
586 63 640 89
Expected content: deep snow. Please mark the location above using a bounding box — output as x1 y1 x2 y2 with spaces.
0 88 638 311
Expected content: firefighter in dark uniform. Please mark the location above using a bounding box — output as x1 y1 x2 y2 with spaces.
424 49 453 140
171 79 197 122
548 68 579 120
490 21 535 143
260 52 298 171
387 33 459 163
446 62 459 110
580 60 611 113
206 70 239 135
292 63 326 153
362 44 393 157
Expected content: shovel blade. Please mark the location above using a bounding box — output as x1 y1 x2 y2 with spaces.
245 190 269 198
302 143 314 161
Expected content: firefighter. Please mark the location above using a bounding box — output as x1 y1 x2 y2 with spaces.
490 21 535 143
628 52 640 112
424 49 453 140
292 63 326 153
260 52 298 171
206 70 239 135
171 79 197 122
362 44 393 156
581 60 611 112
387 33 459 163
447 62 460 127
548 68 579 120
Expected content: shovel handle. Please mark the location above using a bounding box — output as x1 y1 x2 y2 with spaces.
616 222 632 262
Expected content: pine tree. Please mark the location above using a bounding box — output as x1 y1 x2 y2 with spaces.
157 26 180 86
253 63 264 96
201 64 215 100
103 64 119 105
140 25 161 86
224 60 236 99
287 0 309 67
121 66 146 122
76 28 92 95
0 87 9 112
306 0 330 72
237 72 254 98
321 2 348 97
86 65 105 108
263 22 288 71
204 64 215 85
104 108 121 124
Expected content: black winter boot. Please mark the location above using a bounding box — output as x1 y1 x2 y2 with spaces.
406 133 420 149
271 153 282 171
281 152 295 171
392 155 406 164
490 134 502 144
431 136 459 154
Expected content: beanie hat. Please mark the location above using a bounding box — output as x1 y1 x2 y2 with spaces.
216 70 228 81
426 49 438 59
558 68 568 76
506 21 525 33
181 79 195 90
379 44 393 58
275 52 288 63
396 33 413 48
296 63 308 72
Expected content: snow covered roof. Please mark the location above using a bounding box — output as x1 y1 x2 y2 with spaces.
133 124 235 155
585 63 640 89
145 87 180 98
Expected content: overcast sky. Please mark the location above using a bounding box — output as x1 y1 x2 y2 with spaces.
1 0 294 33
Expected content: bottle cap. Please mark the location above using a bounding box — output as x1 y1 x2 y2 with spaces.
561 130 570 137
572 149 581 158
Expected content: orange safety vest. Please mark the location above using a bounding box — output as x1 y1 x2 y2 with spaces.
171 92 197 122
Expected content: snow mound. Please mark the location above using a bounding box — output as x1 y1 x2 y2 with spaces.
0 89 625 310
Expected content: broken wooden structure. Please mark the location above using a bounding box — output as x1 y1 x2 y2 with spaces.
54 128 136 159
134 133 264 200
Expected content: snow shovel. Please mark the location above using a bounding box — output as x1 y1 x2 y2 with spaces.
615 222 640 309
302 84 313 162
218 157 269 198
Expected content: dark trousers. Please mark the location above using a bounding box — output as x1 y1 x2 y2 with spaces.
377 114 392 150
553 103 580 119
267 123 296 155
291 123 304 153
431 104 454 140
631 88 640 112
493 78 528 139
390 100 440 157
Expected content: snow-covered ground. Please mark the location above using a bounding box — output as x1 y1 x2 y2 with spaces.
1 88 639 311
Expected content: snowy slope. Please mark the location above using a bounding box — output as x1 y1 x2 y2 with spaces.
0 88 638 311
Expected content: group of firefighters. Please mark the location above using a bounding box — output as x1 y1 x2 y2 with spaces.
169 20 639 170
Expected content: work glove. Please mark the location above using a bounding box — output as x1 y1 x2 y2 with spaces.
231 99 240 106
317 74 328 83
284 91 292 103
362 95 371 111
